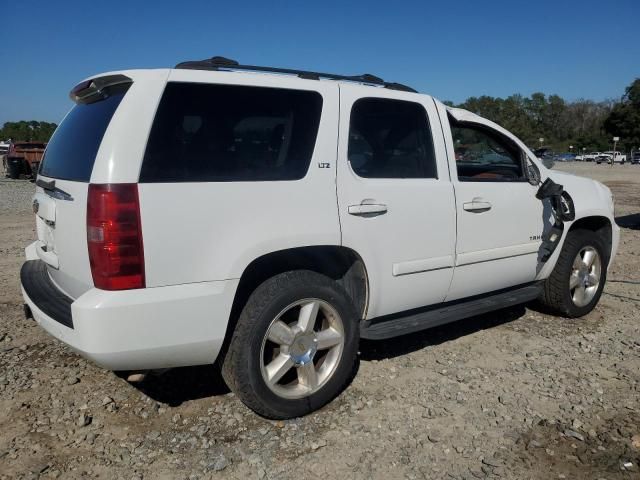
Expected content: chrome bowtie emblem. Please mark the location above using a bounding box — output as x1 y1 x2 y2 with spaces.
32 199 39 214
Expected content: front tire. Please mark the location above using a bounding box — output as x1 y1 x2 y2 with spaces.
539 229 608 317
221 270 359 419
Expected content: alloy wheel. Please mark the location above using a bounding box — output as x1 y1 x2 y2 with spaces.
259 299 345 399
569 246 601 307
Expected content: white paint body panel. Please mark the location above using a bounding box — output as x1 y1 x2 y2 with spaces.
33 177 92 298
439 102 548 300
21 68 619 370
140 73 341 286
22 243 237 370
446 180 546 301
336 84 456 318
89 70 170 183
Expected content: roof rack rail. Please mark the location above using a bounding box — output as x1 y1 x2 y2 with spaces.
174 56 417 93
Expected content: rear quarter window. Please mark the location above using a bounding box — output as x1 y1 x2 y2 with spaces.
139 83 323 182
39 87 129 182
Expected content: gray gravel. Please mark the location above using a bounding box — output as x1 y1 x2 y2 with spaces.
0 165 639 479
0 178 35 216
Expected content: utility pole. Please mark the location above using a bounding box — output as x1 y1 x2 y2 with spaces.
612 136 619 167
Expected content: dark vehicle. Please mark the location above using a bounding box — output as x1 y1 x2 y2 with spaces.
631 152 640 165
5 142 46 179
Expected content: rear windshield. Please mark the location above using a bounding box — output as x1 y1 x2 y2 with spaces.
139 82 323 182
39 86 129 181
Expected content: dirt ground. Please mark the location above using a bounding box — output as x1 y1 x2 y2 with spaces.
1 163 639 480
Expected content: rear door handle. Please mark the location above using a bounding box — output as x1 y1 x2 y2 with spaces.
463 200 492 212
348 203 388 216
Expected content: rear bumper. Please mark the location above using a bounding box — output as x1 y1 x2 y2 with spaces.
20 258 238 371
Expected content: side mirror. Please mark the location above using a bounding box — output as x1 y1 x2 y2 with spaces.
526 161 541 186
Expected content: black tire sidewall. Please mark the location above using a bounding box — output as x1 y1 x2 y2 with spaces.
559 230 608 317
231 271 359 418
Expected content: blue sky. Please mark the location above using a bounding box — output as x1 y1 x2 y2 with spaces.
1 0 638 126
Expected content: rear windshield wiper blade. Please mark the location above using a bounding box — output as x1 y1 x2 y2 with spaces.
36 178 74 201
36 178 55 191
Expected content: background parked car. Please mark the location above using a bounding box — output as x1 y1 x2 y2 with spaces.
602 151 626 164
582 152 601 162
5 141 46 179
631 151 640 164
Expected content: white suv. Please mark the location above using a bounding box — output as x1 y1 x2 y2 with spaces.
21 57 619 418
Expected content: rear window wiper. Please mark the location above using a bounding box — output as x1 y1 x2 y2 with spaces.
36 178 74 201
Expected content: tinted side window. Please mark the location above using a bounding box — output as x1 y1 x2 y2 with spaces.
348 98 437 179
451 123 524 182
40 87 129 182
140 83 323 182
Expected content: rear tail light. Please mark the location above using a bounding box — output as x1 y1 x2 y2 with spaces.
87 184 145 290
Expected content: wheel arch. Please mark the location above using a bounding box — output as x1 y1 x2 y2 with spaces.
568 215 612 262
219 246 369 359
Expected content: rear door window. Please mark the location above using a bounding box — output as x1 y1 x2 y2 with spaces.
139 83 323 182
348 98 437 179
39 87 129 181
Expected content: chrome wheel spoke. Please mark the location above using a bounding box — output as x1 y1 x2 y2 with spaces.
569 271 581 289
260 298 345 400
264 353 294 385
570 246 602 307
316 327 342 350
297 362 318 391
297 301 320 333
573 284 587 306
267 320 294 346
582 248 596 267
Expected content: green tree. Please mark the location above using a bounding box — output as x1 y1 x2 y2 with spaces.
604 78 640 151
0 121 58 142
456 91 612 152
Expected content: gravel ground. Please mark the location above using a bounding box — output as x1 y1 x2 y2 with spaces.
1 163 639 480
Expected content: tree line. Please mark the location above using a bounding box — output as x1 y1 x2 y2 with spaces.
0 121 58 143
447 78 640 153
1 79 639 153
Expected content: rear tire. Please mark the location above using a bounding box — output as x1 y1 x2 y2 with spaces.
221 270 359 419
539 229 608 317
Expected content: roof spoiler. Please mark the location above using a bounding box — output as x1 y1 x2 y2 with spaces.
69 74 132 104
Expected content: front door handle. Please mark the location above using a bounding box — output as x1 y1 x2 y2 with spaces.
348 203 388 216
463 200 492 212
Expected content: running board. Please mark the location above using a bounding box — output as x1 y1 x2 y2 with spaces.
360 283 542 340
